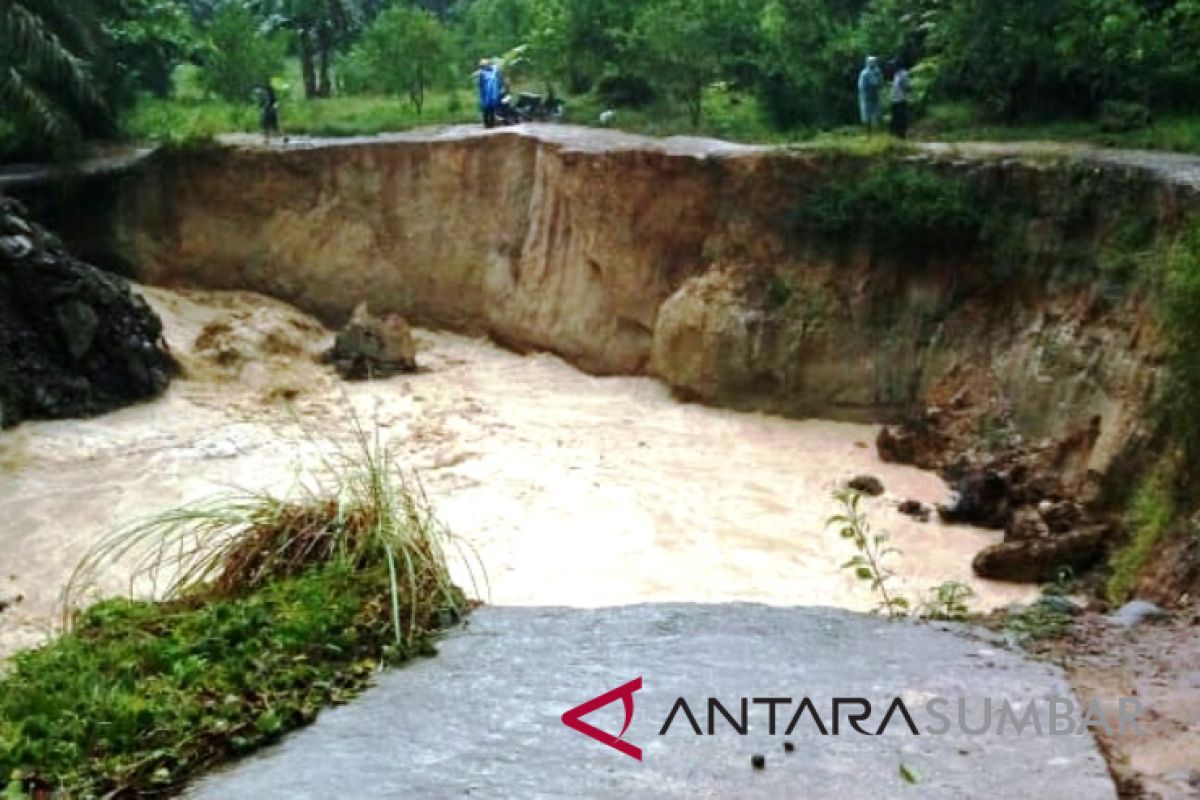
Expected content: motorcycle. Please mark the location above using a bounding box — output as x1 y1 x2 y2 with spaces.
495 92 566 125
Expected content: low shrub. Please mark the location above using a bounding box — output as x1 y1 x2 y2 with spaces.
801 161 984 255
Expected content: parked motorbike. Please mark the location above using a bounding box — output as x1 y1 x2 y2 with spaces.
495 92 566 125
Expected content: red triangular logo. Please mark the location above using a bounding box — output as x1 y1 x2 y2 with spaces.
561 677 643 761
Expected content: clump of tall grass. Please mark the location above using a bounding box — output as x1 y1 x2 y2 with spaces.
4 418 483 796
66 417 483 648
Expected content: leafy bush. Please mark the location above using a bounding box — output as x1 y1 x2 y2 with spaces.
595 73 658 109
340 6 452 114
801 161 984 254
1099 100 1152 134
917 581 975 622
197 4 286 103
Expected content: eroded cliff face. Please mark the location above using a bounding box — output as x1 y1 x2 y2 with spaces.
105 127 1189 482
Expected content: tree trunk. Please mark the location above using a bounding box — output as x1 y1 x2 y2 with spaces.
317 27 333 98
298 28 317 100
414 66 425 115
686 86 703 127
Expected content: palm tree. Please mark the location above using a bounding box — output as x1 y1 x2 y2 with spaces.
0 0 103 146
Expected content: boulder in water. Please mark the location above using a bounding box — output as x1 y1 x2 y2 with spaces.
847 475 885 497
329 302 417 380
972 524 1107 583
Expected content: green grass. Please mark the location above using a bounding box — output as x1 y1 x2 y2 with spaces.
1 424 477 797
125 92 480 145
564 85 794 143
913 102 1200 155
1106 474 1175 605
1 565 427 796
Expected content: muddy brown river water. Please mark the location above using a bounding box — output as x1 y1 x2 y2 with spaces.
0 287 1034 658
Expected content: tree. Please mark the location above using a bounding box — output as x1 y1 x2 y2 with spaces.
198 3 286 102
752 0 877 127
95 0 197 100
342 5 451 113
258 0 363 98
0 0 106 149
452 0 537 63
631 0 760 126
530 0 639 94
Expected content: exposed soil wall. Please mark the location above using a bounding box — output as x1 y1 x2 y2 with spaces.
92 127 1197 491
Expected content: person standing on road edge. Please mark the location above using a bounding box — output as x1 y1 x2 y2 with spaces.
478 59 504 128
260 82 281 143
890 60 911 139
858 56 883 134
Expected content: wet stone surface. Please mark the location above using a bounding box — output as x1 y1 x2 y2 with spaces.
191 605 1115 799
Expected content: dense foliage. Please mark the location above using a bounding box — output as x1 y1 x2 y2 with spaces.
0 566 410 795
7 0 1200 156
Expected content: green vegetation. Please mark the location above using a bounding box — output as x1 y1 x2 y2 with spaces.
0 0 105 154
1003 598 1077 644
829 491 984 622
1106 473 1174 604
916 581 975 622
0 427 475 796
828 489 909 618
126 90 478 144
10 0 1200 158
341 5 452 113
801 162 984 254
1092 217 1200 603
1161 222 1200 470
2 566 419 796
198 4 287 102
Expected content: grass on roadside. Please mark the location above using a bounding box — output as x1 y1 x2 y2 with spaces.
125 92 481 146
913 102 1200 155
0 422 479 797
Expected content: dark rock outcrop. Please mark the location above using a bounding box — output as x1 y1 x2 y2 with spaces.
880 407 1113 583
897 499 931 522
972 525 1108 583
0 196 172 428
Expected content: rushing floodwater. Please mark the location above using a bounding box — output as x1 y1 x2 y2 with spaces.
0 287 1034 657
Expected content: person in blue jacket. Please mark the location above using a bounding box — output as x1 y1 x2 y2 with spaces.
478 59 504 128
857 56 883 133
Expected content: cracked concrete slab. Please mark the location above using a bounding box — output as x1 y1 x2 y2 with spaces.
190 605 1116 799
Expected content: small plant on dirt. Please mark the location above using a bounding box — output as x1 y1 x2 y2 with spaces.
1042 566 1078 597
828 489 910 618
1003 600 1075 645
917 581 975 622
